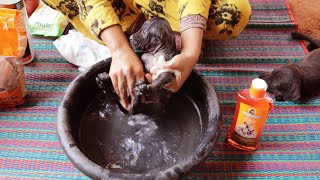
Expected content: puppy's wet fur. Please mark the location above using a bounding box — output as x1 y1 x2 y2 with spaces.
129 17 177 71
259 31 320 101
128 17 178 115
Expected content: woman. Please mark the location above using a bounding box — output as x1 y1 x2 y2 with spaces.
42 0 251 110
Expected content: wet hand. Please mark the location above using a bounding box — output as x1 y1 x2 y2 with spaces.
149 53 197 92
100 25 145 111
109 48 145 110
148 27 204 92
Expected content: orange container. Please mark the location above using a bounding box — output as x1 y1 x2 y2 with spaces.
227 78 274 151
0 8 27 57
0 7 27 107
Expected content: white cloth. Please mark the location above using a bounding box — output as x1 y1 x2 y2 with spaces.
53 30 111 71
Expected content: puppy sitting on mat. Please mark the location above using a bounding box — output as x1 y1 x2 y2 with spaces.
259 30 320 101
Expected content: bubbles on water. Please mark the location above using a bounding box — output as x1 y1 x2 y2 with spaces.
80 92 203 174
99 111 105 118
96 102 117 123
108 163 122 169
128 115 158 137
102 113 182 171
128 120 134 126
121 137 145 166
160 140 175 163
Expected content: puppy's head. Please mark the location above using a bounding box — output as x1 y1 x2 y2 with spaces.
259 62 303 101
129 17 175 53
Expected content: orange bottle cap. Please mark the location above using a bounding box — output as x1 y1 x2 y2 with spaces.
249 78 267 98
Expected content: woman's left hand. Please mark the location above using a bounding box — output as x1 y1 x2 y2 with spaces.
148 53 197 92
147 27 204 92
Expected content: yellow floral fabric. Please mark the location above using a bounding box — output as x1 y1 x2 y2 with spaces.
42 0 251 43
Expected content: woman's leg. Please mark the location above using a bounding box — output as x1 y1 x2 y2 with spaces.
136 0 251 43
135 0 181 32
204 0 252 40
135 0 208 51
136 0 251 40
42 0 139 43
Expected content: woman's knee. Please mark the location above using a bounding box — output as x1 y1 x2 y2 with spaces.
204 0 252 40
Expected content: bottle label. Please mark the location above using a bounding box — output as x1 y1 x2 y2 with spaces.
231 102 268 146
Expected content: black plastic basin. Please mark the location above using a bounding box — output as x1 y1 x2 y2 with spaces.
57 58 222 179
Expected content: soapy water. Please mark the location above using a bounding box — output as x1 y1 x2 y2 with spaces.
79 92 203 174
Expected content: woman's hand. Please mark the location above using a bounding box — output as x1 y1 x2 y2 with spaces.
148 27 204 92
109 48 145 110
100 25 145 110
149 53 196 92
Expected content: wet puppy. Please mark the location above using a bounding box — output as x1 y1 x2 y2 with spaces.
129 17 177 114
259 31 320 101
97 17 177 115
129 17 177 72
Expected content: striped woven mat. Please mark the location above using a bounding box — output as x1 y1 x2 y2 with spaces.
0 0 319 179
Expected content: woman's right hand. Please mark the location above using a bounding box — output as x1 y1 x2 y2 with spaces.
109 47 145 110
100 25 145 110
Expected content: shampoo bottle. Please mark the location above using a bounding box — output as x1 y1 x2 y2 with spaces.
227 78 274 151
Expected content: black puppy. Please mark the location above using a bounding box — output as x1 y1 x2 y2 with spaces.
259 31 320 101
129 17 176 71
97 17 177 114
128 17 177 114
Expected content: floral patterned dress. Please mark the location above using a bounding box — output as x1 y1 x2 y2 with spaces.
42 0 251 43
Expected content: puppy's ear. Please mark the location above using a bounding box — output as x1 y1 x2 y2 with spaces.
283 81 302 101
258 72 271 80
